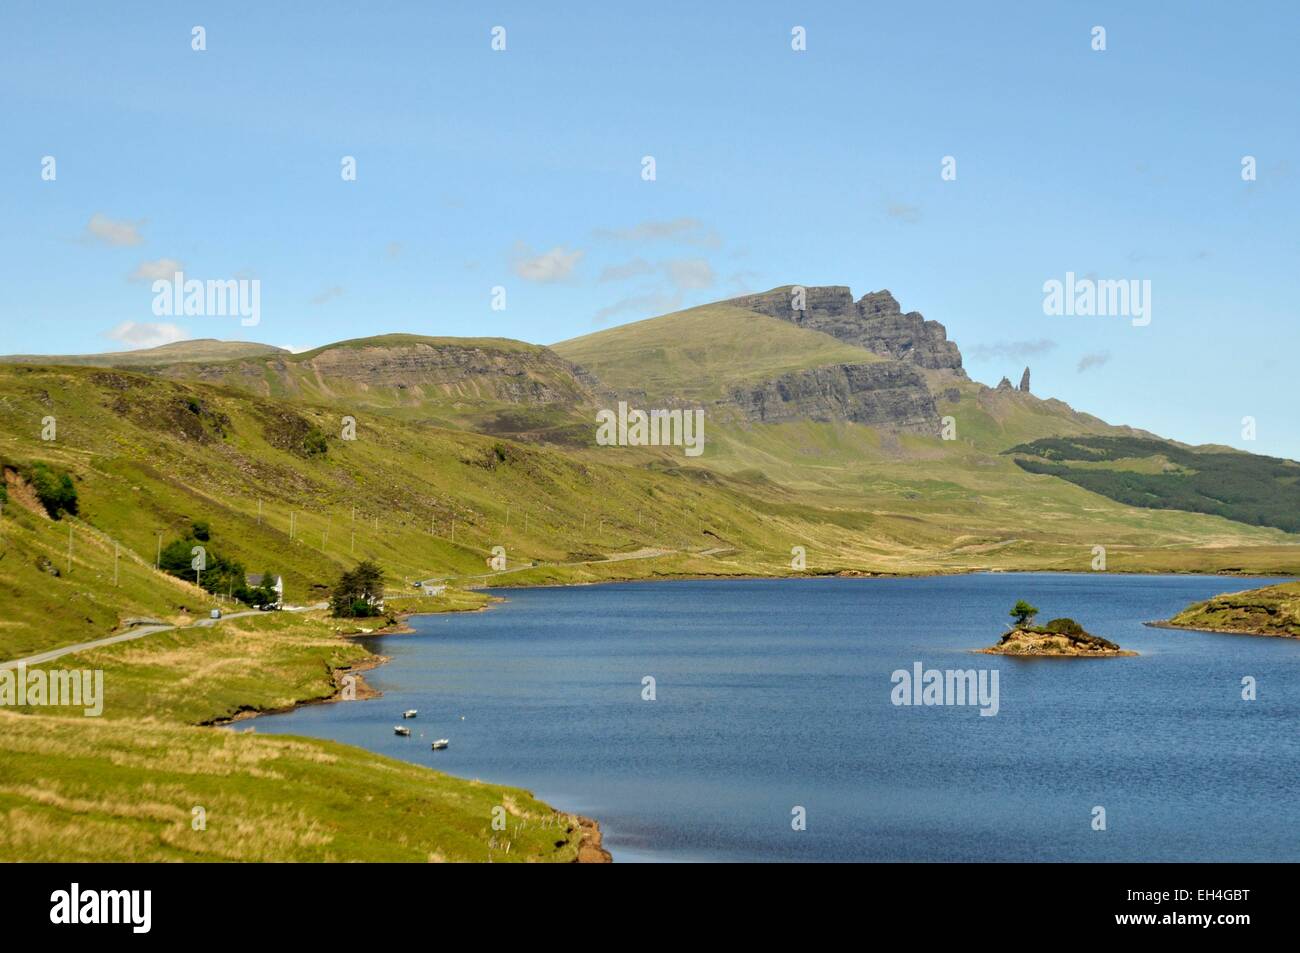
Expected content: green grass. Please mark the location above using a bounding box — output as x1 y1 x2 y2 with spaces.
0 609 586 861
1007 435 1300 533
0 339 286 367
554 303 878 402
4 357 1297 662
1165 580 1300 637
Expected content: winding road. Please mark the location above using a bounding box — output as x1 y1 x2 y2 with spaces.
0 603 326 671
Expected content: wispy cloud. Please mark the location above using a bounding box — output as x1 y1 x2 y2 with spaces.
104 321 189 349
593 291 682 324
511 242 584 282
884 202 921 224
598 258 655 282
128 258 183 282
967 339 1057 361
593 217 721 249
1077 351 1111 373
663 258 714 291
84 213 145 247
310 286 346 305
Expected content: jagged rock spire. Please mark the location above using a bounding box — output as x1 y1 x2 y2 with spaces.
1019 367 1031 393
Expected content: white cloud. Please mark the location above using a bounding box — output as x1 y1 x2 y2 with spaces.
128 258 184 282
663 258 715 291
511 243 584 283
104 321 189 349
598 258 655 282
85 213 145 247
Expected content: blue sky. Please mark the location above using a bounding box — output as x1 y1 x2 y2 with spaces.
2 1 1297 457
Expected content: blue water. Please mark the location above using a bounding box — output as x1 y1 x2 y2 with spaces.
238 574 1300 861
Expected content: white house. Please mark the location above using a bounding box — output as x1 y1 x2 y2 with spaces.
245 572 284 608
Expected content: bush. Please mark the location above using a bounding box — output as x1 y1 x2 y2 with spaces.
1043 617 1085 636
26 463 78 519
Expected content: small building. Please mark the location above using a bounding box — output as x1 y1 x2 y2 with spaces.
245 572 284 608
421 583 446 597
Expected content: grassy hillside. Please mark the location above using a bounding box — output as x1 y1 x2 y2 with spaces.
149 334 601 443
4 352 1298 665
554 303 879 402
0 611 586 862
0 339 286 367
1006 435 1300 533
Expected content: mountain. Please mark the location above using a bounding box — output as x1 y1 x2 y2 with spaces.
2 282 1296 667
0 338 287 367
143 334 603 443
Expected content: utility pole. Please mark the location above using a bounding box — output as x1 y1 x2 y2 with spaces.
290 511 296 541
257 499 263 525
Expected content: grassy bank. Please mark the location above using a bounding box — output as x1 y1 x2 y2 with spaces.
0 609 589 861
1163 580 1300 638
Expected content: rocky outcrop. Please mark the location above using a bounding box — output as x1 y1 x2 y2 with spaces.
1019 367 1031 393
726 286 965 374
996 376 1013 392
728 361 939 432
160 339 598 409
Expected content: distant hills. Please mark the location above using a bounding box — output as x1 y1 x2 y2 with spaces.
1 283 1296 660
0 338 286 367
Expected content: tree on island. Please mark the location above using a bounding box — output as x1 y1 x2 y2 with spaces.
1009 600 1040 629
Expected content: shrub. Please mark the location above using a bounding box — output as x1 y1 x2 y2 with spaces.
1043 617 1085 636
26 463 79 519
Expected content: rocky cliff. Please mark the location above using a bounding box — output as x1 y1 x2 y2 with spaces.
728 361 939 432
158 337 599 409
726 286 965 374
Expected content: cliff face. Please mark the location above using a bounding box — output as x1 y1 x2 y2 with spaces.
728 361 938 432
161 340 599 408
726 286 965 374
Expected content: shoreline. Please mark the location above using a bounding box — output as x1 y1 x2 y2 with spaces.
463 566 1299 595
215 571 1284 861
1144 619 1300 640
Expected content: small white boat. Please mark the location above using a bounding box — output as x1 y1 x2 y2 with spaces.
402 709 418 719
431 738 449 750
393 726 411 737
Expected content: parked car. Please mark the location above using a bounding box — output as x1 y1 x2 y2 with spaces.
209 608 221 620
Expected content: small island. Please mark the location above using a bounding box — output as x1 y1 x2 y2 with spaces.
978 600 1137 657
